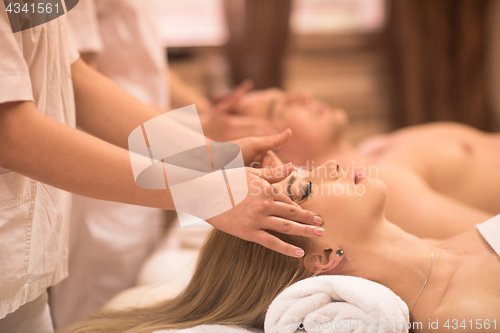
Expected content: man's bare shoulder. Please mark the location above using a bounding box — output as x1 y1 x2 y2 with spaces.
389 121 483 137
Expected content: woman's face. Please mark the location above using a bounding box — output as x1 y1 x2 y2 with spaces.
273 160 387 243
236 89 348 163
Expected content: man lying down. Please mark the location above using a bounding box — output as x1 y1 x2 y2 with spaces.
60 161 500 333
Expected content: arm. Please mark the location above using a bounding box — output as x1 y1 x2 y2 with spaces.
381 166 492 239
0 100 173 209
168 69 211 113
0 101 323 256
72 58 163 149
0 59 324 256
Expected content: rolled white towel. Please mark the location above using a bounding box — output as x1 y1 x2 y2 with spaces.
265 275 410 333
154 325 263 333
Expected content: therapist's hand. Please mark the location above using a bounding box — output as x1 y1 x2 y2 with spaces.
234 129 292 166
201 81 277 141
211 79 254 106
201 111 277 141
206 163 324 257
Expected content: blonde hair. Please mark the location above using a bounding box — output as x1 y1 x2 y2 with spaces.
59 229 317 333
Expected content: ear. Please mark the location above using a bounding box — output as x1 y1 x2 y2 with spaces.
303 249 343 274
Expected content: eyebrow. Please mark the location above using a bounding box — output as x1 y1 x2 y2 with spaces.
285 174 296 199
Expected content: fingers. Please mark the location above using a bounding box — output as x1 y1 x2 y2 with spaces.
254 231 305 258
228 116 278 137
265 216 324 239
273 187 300 208
252 129 292 152
212 80 254 108
233 80 254 97
213 96 242 114
271 201 323 226
248 163 294 183
240 117 279 136
261 151 282 168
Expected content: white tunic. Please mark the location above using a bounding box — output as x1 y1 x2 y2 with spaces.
67 0 169 108
49 0 169 327
0 4 79 318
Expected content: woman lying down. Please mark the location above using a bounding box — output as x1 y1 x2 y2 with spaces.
61 161 500 333
232 89 500 239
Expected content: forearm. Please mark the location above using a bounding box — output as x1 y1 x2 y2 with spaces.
72 58 163 149
0 101 174 210
168 69 211 113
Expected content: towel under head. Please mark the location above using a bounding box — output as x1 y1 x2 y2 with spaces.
154 325 262 333
265 275 410 333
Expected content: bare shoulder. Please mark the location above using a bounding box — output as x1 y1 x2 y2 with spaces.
431 299 500 332
376 163 490 238
389 121 484 138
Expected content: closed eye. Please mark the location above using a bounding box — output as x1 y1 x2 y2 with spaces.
299 181 312 201
286 172 313 203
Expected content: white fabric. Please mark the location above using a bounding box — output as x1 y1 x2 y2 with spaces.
136 221 212 286
265 275 410 333
153 325 262 333
67 0 169 108
476 214 500 257
0 291 53 333
0 4 78 319
50 196 164 326
66 0 104 53
50 0 168 327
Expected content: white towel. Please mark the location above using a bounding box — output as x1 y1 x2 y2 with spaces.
476 214 500 257
264 276 410 333
154 325 263 333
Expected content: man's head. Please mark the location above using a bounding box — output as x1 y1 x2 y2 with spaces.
234 88 348 164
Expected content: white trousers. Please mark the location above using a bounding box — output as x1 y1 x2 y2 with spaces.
50 194 163 328
0 291 53 333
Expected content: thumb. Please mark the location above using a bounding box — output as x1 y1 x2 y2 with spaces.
262 151 284 168
251 129 292 153
249 163 294 183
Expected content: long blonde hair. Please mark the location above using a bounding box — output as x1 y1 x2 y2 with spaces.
60 229 317 333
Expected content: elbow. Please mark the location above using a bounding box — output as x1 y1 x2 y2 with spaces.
0 101 33 170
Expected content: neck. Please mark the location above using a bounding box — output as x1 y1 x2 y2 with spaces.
334 220 436 312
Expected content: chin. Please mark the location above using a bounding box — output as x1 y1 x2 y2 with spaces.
326 113 348 140
331 108 348 126
369 179 388 217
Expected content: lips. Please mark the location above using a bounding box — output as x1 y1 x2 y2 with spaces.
354 172 365 184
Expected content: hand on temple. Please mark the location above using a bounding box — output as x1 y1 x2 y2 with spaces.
201 111 278 141
233 129 292 166
211 79 254 106
207 163 324 257
201 80 278 141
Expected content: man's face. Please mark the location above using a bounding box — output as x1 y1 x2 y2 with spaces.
235 89 348 163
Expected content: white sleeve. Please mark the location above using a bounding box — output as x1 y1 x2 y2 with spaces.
66 0 103 53
0 5 34 104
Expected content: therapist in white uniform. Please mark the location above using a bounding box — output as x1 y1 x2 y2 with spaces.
0 4 78 333
49 0 215 327
0 2 323 331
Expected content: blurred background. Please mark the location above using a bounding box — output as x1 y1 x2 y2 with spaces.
154 0 500 144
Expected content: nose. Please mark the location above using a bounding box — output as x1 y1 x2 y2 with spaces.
309 160 340 181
